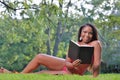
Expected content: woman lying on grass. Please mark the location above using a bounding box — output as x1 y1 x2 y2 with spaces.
0 23 102 78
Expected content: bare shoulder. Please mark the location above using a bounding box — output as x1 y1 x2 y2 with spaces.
89 40 102 47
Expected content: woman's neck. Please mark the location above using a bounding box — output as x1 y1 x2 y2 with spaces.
79 41 88 45
79 41 89 45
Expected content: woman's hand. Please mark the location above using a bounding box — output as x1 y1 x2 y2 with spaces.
72 59 81 67
66 59 81 69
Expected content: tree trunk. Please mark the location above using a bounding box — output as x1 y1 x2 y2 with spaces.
45 27 51 55
53 21 62 56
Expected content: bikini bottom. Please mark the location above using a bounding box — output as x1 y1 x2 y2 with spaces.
62 66 68 72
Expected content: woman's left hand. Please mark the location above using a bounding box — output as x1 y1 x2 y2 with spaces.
72 59 81 67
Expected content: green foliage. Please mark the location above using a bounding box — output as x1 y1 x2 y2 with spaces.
94 14 120 65
0 15 48 71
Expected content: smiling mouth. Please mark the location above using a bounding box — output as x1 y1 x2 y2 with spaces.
83 38 91 43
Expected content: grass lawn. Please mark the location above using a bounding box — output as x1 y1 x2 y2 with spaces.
0 73 119 80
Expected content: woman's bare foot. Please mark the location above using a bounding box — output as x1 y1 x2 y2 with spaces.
0 67 12 73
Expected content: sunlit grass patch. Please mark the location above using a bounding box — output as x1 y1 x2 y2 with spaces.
0 73 119 80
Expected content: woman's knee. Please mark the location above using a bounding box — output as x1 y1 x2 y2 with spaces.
35 54 46 60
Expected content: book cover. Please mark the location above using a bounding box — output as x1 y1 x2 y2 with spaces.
68 40 94 64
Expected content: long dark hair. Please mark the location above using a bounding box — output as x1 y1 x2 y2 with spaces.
78 23 98 42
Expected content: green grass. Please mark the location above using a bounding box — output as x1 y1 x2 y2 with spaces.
0 73 119 80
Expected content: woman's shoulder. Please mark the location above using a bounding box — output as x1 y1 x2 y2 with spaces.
89 40 102 47
90 40 101 44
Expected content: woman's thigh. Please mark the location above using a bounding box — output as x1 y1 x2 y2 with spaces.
36 70 71 75
37 54 66 70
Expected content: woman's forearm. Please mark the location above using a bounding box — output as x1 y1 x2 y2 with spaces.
65 61 74 69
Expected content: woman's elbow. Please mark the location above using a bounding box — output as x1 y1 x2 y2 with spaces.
92 64 100 77
93 63 100 70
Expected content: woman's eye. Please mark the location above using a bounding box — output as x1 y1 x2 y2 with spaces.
83 31 93 35
89 32 93 35
83 31 87 33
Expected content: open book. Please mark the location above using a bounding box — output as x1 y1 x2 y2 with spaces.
68 40 94 64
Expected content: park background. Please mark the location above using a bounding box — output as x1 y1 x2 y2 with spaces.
0 0 120 74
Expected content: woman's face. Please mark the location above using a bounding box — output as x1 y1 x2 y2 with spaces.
80 26 93 43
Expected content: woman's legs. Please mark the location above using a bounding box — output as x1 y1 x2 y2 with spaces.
21 54 66 73
0 54 68 74
36 70 71 75
0 67 12 73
